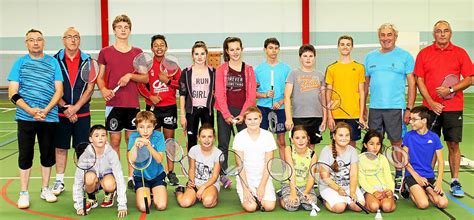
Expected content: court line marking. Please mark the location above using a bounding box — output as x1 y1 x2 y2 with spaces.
446 194 474 214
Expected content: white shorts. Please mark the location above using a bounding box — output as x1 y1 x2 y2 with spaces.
320 187 365 208
236 176 276 203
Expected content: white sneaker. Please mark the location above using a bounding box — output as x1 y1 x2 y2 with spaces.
51 180 65 196
17 191 30 209
40 187 57 203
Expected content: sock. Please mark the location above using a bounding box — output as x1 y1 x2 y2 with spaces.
87 192 96 200
56 173 64 183
451 178 459 183
395 170 403 178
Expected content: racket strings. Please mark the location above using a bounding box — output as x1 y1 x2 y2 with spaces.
166 139 184 162
268 158 292 182
80 59 99 83
74 143 96 170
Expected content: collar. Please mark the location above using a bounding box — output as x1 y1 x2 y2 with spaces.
433 42 454 51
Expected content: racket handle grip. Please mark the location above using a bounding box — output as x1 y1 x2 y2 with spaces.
356 201 370 214
113 85 120 93
83 197 87 215
145 197 149 214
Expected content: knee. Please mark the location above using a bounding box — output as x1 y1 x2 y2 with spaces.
367 202 380 213
415 199 430 209
102 180 116 192
242 203 257 212
179 198 194 208
202 196 217 208
85 173 97 185
437 198 448 209
155 202 167 211
137 204 148 213
263 202 275 211
331 203 347 213
381 201 396 213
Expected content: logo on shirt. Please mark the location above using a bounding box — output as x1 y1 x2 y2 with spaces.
427 140 433 144
297 75 321 92
152 80 169 93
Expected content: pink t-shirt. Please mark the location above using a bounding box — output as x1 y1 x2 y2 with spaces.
191 72 210 107
98 46 143 108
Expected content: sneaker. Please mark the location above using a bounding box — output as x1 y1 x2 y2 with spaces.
450 181 465 197
276 189 283 199
86 199 98 212
394 176 403 193
167 172 179 186
127 179 135 190
220 175 232 189
40 187 57 203
100 191 116 208
17 191 30 209
51 180 65 196
175 185 185 194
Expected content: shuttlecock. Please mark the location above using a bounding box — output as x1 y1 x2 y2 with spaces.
310 208 317 216
375 209 383 220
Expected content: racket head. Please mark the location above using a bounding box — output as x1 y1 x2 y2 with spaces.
128 145 153 170
133 52 153 74
165 138 184 162
267 111 278 133
441 74 459 99
73 142 96 170
383 145 409 169
309 162 336 187
179 155 190 178
80 58 99 83
267 158 293 183
219 150 243 176
160 56 180 76
319 88 342 110
358 152 383 176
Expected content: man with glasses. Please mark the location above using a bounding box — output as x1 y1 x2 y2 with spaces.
8 29 64 208
51 27 95 196
414 20 473 197
364 23 416 195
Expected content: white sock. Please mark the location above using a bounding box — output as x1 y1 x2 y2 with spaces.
451 178 458 183
56 173 64 183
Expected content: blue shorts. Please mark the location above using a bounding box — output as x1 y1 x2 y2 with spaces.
334 118 361 141
258 106 286 134
134 172 167 190
54 116 91 149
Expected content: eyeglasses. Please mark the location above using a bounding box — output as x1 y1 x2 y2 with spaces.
409 117 422 122
63 35 80 41
26 38 44 43
434 29 451 34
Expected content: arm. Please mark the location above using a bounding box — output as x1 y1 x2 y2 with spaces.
257 150 274 200
214 66 233 119
404 73 416 124
39 81 63 119
239 66 257 118
437 76 472 98
363 76 370 120
358 82 367 128
8 81 41 118
349 162 359 199
64 82 94 118
72 167 85 213
403 146 428 186
96 64 114 101
303 153 318 194
434 149 444 193
284 147 298 197
188 157 196 188
326 84 336 130
284 83 294 130
417 77 443 115
109 150 128 213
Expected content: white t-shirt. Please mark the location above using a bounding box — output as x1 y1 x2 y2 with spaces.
232 128 277 184
188 145 222 190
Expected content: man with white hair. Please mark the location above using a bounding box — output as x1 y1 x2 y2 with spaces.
364 23 416 194
414 20 473 197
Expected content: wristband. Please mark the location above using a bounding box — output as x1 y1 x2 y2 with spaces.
405 107 412 111
10 94 22 105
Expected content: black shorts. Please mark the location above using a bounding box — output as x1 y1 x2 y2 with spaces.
258 106 286 134
105 107 140 132
293 117 323 144
428 111 463 142
147 104 178 130
17 120 57 169
334 118 362 141
54 116 91 149
404 175 436 189
134 172 167 190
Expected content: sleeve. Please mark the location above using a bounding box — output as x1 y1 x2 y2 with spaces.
317 146 332 165
154 132 166 152
381 155 395 191
286 70 295 84
97 48 106 65
72 167 85 211
364 54 370 77
319 72 326 87
170 67 181 90
358 154 375 193
137 82 152 100
433 133 443 151
350 147 359 164
232 132 243 151
405 52 415 74
239 65 257 117
358 64 366 83
7 58 23 82
214 64 232 119
52 59 64 81
108 149 127 211
413 50 426 78
188 146 197 160
458 48 473 78
264 131 277 152
214 148 223 163
178 68 188 96
325 65 333 85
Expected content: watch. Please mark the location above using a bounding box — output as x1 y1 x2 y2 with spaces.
449 86 454 93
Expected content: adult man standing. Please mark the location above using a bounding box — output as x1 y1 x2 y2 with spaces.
8 29 64 208
364 23 416 193
51 27 95 196
414 20 472 197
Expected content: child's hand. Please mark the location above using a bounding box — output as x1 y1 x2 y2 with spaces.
350 191 358 202
196 187 205 200
187 179 195 188
287 192 299 205
384 190 393 199
414 176 429 187
374 191 385 200
434 180 443 194
117 209 127 218
76 209 85 216
256 184 266 201
336 187 346 196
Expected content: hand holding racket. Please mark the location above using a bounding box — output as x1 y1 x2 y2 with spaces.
113 52 153 93
165 138 189 178
310 162 370 214
74 142 97 216
220 150 264 211
268 70 278 133
128 142 153 214
320 88 368 131
430 74 459 129
267 158 320 216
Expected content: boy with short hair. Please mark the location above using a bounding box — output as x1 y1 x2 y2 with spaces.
403 106 448 209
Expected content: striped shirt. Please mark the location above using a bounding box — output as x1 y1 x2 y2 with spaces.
8 54 63 122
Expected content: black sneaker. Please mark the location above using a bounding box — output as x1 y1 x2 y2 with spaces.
394 176 403 193
127 179 135 190
168 172 179 186
175 185 185 194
